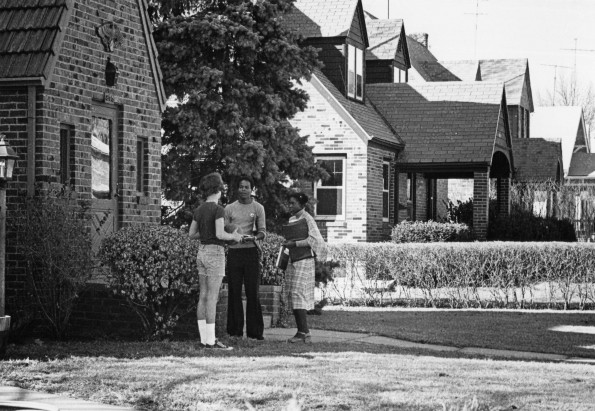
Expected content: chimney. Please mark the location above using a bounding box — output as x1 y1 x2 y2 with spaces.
409 33 429 48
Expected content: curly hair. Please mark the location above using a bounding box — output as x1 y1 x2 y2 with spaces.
288 191 309 206
235 175 255 190
199 172 224 199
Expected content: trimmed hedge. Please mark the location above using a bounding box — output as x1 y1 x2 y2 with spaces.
327 242 595 309
391 220 472 243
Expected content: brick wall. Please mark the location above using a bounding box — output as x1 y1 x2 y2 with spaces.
2 0 163 326
367 143 396 242
289 80 368 243
415 173 427 221
473 170 490 239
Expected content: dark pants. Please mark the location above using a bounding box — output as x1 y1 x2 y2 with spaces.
227 247 264 338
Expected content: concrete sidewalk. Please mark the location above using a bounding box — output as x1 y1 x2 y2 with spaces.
264 328 595 365
1 328 593 410
0 386 135 411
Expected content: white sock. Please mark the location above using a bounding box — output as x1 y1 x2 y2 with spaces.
206 323 216 345
197 320 207 344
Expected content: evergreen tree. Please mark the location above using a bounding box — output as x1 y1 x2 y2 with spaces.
153 0 324 228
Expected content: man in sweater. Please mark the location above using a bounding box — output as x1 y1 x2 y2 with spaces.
225 176 266 340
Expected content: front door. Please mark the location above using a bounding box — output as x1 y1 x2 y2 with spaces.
90 104 119 255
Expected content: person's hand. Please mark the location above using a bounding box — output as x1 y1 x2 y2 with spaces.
241 235 255 243
283 240 296 248
232 229 243 243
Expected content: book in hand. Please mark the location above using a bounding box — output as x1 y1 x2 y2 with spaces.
282 218 309 241
282 218 314 262
276 246 289 270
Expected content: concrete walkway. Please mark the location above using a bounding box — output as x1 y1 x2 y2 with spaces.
1 328 593 410
264 328 595 365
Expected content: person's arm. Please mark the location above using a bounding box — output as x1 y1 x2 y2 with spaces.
188 220 200 240
215 217 243 242
255 203 266 241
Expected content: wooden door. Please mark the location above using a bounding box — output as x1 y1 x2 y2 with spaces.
90 104 119 255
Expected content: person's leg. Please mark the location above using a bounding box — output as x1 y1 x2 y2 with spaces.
287 260 314 344
197 253 208 345
226 249 245 337
244 248 264 339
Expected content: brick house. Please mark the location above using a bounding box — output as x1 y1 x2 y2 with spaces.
283 0 405 243
284 0 512 240
0 0 165 293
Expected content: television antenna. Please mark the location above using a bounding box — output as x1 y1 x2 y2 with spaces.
540 64 572 104
464 0 487 58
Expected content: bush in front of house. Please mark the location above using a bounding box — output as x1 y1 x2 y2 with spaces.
98 225 200 340
488 208 577 242
327 242 595 309
391 220 472 243
258 232 285 286
8 189 95 340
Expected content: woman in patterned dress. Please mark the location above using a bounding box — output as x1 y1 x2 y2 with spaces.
283 192 327 344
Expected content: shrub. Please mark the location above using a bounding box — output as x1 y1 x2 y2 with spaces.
327 242 595 309
488 208 577 242
444 198 474 226
391 220 472 243
98 225 200 340
8 190 94 339
258 232 285 286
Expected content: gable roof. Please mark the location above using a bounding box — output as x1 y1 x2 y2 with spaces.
477 59 533 110
568 152 595 178
365 19 409 65
367 81 507 167
0 0 166 111
531 106 588 174
513 138 563 182
0 0 72 84
310 68 403 148
417 61 460 81
283 0 367 44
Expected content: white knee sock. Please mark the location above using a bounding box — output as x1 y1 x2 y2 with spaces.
197 320 207 344
206 323 216 345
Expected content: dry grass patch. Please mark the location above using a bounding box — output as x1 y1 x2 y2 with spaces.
1 340 594 410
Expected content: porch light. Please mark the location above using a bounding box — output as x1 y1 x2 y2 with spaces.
0 135 18 180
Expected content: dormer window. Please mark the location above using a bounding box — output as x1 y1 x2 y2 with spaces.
347 44 364 101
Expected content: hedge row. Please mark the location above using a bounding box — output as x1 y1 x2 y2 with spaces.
326 242 595 309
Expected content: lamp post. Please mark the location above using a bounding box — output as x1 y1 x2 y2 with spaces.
0 134 18 357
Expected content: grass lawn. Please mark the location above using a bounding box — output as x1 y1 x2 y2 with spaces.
2 339 595 410
309 307 595 358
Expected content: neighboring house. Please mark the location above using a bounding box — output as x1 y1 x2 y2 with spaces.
284 0 404 242
531 106 594 237
367 81 514 238
531 106 590 176
0 0 165 305
283 0 513 240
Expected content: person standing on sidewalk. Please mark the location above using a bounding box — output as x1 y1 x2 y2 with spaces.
283 192 327 344
225 176 267 340
189 172 242 350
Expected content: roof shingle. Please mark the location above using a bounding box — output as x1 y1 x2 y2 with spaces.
283 0 358 39
513 138 562 182
365 18 403 61
0 0 68 80
367 82 505 165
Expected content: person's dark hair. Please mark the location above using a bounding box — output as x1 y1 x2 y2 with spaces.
288 192 309 207
199 172 224 199
236 175 254 190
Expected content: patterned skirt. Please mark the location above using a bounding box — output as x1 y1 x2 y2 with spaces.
285 257 315 310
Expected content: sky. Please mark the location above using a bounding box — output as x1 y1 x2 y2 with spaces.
361 0 595 105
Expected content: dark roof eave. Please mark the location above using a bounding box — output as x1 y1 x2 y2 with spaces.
0 77 44 87
370 137 404 150
395 161 491 173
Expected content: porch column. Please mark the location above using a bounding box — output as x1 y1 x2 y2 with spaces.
473 169 490 240
496 177 510 217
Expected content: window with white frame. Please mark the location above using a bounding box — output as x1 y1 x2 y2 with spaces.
315 157 345 219
347 44 364 100
382 161 390 221
393 66 406 83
